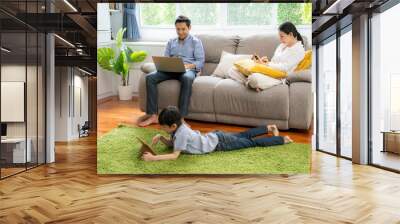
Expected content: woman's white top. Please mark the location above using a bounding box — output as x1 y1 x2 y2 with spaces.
268 41 305 73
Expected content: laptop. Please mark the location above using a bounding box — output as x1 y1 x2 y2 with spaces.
152 56 186 73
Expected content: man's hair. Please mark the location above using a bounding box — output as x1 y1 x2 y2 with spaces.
158 106 182 127
175 15 191 27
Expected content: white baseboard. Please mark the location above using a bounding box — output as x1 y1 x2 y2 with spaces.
97 91 115 100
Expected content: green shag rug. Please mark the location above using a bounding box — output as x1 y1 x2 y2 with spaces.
97 125 311 174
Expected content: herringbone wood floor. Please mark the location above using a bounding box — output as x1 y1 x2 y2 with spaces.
1 98 400 224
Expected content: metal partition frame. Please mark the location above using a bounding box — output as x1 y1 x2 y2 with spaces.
0 1 48 180
315 23 353 161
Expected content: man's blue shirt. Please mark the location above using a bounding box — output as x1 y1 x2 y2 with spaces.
164 34 205 71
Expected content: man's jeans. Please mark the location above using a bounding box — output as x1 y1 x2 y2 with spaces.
145 70 196 116
214 126 284 151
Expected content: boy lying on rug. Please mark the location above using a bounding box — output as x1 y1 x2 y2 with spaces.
141 106 293 161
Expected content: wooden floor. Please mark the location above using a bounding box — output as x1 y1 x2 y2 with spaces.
372 150 400 171
0 98 400 223
97 98 312 143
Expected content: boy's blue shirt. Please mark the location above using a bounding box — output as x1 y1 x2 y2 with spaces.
171 123 219 154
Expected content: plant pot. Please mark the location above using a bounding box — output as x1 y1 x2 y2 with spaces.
118 85 133 101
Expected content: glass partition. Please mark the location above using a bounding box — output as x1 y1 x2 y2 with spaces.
370 3 400 171
339 28 352 158
317 36 337 154
1 31 28 177
0 1 46 179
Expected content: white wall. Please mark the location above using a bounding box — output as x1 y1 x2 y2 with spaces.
97 3 112 45
55 67 89 141
54 67 69 141
97 42 165 100
1 65 35 137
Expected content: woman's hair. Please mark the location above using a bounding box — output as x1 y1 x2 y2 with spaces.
278 22 304 47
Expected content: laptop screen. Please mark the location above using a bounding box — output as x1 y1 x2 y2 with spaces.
1 123 7 137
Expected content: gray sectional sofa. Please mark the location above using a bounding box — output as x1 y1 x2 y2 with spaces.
138 34 313 130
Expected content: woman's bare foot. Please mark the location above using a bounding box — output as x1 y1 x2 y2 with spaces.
283 136 293 144
138 114 158 127
267 124 279 136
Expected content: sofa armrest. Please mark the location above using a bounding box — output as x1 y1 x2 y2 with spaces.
138 72 147 112
288 81 313 130
140 63 156 74
286 69 311 83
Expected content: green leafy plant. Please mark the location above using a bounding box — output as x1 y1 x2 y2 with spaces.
97 28 147 86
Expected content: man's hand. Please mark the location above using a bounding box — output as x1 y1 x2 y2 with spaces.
152 134 162 145
184 64 196 69
142 152 155 161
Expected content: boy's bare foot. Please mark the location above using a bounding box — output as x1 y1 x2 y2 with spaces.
138 114 158 127
267 124 279 136
283 136 293 144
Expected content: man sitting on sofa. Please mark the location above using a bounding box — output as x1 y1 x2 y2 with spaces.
138 15 205 127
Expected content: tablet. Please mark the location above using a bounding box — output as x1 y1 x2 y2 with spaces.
136 137 157 158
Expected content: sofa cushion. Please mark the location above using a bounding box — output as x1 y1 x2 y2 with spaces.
213 79 289 120
189 76 223 113
215 114 289 130
247 73 282 90
147 76 222 114
196 34 239 63
287 69 312 83
202 63 218 76
157 80 181 111
236 34 281 59
213 51 252 78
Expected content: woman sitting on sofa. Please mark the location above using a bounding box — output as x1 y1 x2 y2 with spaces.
229 22 306 91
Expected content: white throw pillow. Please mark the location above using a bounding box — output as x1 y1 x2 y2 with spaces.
247 73 282 90
227 67 247 84
213 51 252 78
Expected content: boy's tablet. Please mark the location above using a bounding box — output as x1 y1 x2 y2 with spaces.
136 137 157 158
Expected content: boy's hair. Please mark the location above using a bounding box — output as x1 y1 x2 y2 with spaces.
175 15 191 27
158 106 182 127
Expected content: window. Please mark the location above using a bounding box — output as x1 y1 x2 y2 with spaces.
340 28 352 158
317 37 337 155
390 74 400 130
139 3 311 28
226 3 276 26
316 28 353 159
370 3 400 171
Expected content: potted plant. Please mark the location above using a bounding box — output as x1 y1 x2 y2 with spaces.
97 28 147 100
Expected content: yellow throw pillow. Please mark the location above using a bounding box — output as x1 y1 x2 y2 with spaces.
233 59 256 76
249 64 287 79
234 50 312 79
294 50 312 72
234 59 287 79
